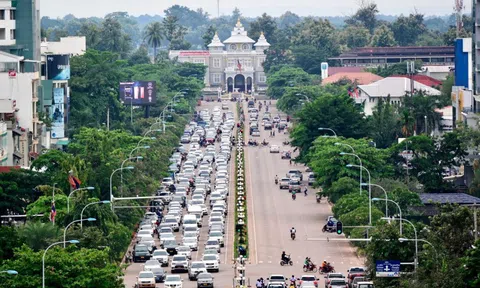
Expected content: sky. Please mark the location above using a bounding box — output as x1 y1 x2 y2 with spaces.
40 0 472 18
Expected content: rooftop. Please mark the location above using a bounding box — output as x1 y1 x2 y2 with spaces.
358 77 441 97
391 75 443 88
328 67 365 76
223 19 255 44
334 46 454 58
419 193 480 205
322 72 383 86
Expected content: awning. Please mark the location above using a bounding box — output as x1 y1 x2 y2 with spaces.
13 150 22 159
55 139 70 146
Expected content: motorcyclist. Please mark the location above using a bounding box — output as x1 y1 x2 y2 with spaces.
321 260 327 271
281 251 290 263
304 257 312 270
290 275 296 285
291 190 296 200
275 175 279 184
290 227 296 239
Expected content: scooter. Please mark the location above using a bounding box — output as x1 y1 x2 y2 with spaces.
291 233 296 240
275 178 279 185
316 195 321 203
292 194 296 200
280 256 293 266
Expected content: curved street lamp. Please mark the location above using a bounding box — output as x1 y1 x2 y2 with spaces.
43 240 80 288
80 200 110 228
64 218 96 247
318 127 337 137
347 164 371 226
67 187 95 213
340 152 363 194
0 270 18 275
120 156 143 196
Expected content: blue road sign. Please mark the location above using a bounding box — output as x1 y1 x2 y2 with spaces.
376 260 401 277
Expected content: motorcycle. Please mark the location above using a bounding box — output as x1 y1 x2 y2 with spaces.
280 256 293 266
275 178 279 185
292 194 296 200
303 264 318 273
282 141 290 145
319 265 335 274
291 233 296 240
316 195 321 203
261 141 269 146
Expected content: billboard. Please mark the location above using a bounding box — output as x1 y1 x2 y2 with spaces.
119 81 157 105
46 54 71 80
376 260 401 277
51 88 65 139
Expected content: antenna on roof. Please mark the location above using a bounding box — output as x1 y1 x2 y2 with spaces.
217 0 220 18
454 0 464 38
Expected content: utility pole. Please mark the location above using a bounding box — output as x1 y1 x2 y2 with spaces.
217 0 220 18
475 202 478 242
107 106 110 131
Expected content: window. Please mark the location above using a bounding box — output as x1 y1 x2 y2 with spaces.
213 73 221 83
10 29 15 40
193 58 205 64
242 44 249 50
259 75 266 82
213 58 220 68
257 57 265 67
0 10 5 20
227 59 235 67
230 44 237 50
9 9 15 20
245 59 251 67
0 28 5 40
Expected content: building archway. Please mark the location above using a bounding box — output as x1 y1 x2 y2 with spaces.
227 77 233 93
234 74 245 92
246 77 253 94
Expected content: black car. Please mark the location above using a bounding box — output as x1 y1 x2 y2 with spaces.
150 267 166 283
163 240 178 255
133 244 151 262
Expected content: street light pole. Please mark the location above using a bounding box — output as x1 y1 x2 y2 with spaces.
64 218 96 247
383 217 417 272
295 93 310 103
0 270 18 275
365 184 389 218
43 240 79 288
399 238 438 265
120 156 143 196
318 127 337 137
110 166 134 211
80 201 110 229
340 152 363 195
67 187 94 213
374 198 403 234
347 164 371 225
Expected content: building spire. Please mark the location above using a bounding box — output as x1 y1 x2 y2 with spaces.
236 18 243 28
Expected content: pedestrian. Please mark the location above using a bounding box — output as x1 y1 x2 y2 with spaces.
270 131 273 137
256 279 262 288
273 130 275 137
289 159 292 165
304 186 308 196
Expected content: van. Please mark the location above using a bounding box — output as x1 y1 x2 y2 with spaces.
183 214 201 228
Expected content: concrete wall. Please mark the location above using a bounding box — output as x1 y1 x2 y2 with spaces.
0 0 16 46
41 36 86 55
0 71 36 130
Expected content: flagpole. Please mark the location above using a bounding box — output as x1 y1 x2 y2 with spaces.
52 183 57 225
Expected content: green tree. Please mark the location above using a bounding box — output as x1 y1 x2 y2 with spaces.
368 96 402 148
339 206 384 241
202 25 216 49
0 226 23 260
324 177 359 203
77 22 101 49
248 13 278 45
366 61 422 78
341 25 371 49
266 66 312 99
278 11 301 29
98 17 132 58
144 21 163 58
127 46 151 65
18 222 61 251
332 192 369 218
391 13 426 46
290 93 369 161
370 24 396 47
390 133 467 192
401 91 445 135
345 1 379 33
0 169 45 216
306 137 392 188
462 240 480 287
276 85 323 114
0 245 124 288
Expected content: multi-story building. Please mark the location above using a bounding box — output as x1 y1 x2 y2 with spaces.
40 36 85 149
0 0 41 167
169 20 270 96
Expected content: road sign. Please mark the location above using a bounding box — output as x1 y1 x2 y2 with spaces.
376 260 400 277
400 150 413 160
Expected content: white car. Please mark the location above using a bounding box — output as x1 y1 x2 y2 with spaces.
202 248 220 258
137 271 156 287
176 245 192 259
188 261 208 280
164 274 183 288
162 177 175 187
209 216 225 228
163 217 179 232
143 259 161 270
270 145 280 153
160 232 175 245
171 255 189 273
182 237 199 251
151 249 169 267
205 238 221 253
208 231 225 247
202 254 220 272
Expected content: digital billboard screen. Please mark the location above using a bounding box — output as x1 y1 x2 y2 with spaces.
51 88 65 138
46 54 70 80
119 81 157 105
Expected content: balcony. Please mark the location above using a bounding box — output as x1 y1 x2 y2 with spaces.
224 66 254 73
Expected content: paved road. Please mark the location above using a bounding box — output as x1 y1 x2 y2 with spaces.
123 100 237 288
242 100 364 284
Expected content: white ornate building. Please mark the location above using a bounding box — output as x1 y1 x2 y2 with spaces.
169 20 270 95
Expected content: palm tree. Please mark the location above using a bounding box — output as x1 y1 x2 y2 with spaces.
144 22 163 59
19 222 60 251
